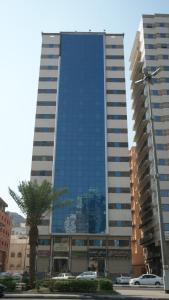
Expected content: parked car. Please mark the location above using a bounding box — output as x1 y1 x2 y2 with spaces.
0 272 11 278
129 274 163 286
115 274 131 284
76 271 97 280
52 273 75 280
0 283 6 298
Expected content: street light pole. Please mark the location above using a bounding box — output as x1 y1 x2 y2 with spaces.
135 68 169 293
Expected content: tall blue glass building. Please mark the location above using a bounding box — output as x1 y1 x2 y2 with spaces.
31 32 131 275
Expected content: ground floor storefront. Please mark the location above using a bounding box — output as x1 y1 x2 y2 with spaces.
36 235 131 278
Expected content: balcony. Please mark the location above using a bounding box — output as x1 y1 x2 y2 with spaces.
139 233 153 245
139 189 151 206
138 155 149 171
139 174 151 193
140 207 153 222
134 119 148 143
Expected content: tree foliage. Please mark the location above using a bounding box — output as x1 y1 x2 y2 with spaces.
9 180 67 288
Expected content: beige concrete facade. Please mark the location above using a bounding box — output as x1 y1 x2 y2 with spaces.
130 14 169 275
130 147 146 277
31 32 131 276
7 235 29 273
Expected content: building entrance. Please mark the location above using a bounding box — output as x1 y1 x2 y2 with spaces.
53 258 68 273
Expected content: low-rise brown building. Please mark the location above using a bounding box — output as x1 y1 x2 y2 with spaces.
129 147 146 277
0 197 12 271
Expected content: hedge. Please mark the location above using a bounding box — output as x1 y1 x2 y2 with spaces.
47 278 112 292
0 278 16 292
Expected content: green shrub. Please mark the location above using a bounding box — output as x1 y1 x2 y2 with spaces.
0 278 16 291
98 278 113 291
48 279 98 292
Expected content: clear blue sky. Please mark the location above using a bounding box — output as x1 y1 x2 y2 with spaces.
1 0 169 214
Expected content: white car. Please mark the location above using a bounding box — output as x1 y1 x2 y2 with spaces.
116 275 131 284
76 271 97 280
129 274 163 286
52 273 75 280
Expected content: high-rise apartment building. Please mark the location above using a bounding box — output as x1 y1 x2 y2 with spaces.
130 14 169 274
129 147 145 277
31 32 131 276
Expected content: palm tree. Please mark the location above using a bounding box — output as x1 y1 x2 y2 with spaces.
9 180 67 288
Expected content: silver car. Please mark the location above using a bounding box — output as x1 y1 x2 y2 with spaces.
76 271 97 280
129 274 163 286
116 275 131 284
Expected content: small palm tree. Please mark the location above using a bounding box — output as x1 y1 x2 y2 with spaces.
9 180 67 288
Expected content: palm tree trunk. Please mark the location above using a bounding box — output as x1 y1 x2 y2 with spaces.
29 225 38 288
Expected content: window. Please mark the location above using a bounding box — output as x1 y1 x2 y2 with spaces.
108 171 129 177
37 101 56 106
159 33 169 38
152 103 160 108
145 44 154 49
42 43 59 48
144 34 154 38
31 170 52 176
163 66 169 71
89 240 105 246
160 190 169 197
35 127 55 132
108 203 130 209
107 142 128 147
106 66 124 71
40 65 58 70
119 240 129 247
146 55 156 60
38 89 57 94
156 144 166 150
159 174 169 181
109 220 131 227
107 90 125 94
155 129 164 136
17 252 22 258
108 156 129 162
107 115 127 120
38 239 50 245
106 55 124 59
33 141 54 146
108 240 114 246
164 224 169 231
32 155 53 161
106 78 125 82
158 159 169 165
108 187 130 193
106 45 123 49
39 77 57 81
36 114 55 119
72 239 87 246
41 54 59 59
107 128 127 133
107 102 126 107
154 116 162 122
144 23 153 28
162 204 169 211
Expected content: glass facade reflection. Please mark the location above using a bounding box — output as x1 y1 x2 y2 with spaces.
52 33 106 234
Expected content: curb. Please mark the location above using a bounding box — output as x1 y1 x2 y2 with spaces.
4 294 168 300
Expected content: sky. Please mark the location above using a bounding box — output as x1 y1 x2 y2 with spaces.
1 0 169 215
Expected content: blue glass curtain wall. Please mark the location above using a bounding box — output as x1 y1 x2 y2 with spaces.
52 33 106 234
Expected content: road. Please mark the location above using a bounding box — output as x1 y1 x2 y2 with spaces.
115 285 169 298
